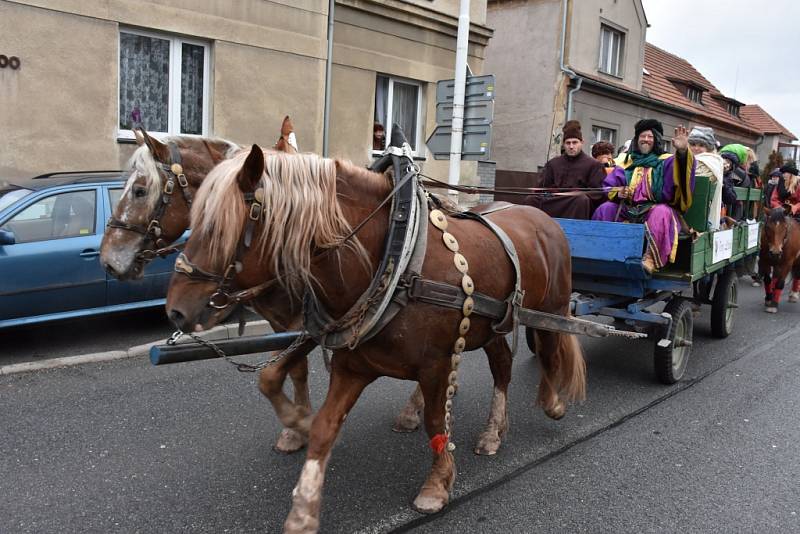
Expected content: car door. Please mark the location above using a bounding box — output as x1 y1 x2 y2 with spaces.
0 186 106 322
103 185 186 305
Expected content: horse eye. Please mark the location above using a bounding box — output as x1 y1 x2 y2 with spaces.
133 186 147 199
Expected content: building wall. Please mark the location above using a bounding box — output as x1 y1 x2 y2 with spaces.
1 0 491 186
569 0 646 92
484 0 563 173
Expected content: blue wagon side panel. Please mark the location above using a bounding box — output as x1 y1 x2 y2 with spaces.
556 219 688 298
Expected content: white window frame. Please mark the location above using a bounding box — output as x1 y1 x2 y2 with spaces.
727 102 740 117
599 24 625 78
372 74 425 157
687 86 702 104
117 28 211 141
592 125 617 146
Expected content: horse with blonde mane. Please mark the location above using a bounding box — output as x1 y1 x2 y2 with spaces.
100 117 328 452
165 145 585 532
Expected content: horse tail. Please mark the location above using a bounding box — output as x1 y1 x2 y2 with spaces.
534 327 587 403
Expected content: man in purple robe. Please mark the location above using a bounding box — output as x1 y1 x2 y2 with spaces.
525 120 606 219
592 119 696 273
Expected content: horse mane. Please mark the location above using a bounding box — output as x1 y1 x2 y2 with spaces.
191 150 371 296
123 136 240 213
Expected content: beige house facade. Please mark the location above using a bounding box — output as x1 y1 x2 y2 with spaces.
0 0 492 185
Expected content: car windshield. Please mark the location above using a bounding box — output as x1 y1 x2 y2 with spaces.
0 187 32 212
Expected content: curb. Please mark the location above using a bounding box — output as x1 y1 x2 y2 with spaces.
0 320 272 377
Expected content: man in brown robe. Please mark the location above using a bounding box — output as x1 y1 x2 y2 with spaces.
526 120 606 219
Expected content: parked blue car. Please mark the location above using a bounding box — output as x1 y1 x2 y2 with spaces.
0 171 183 329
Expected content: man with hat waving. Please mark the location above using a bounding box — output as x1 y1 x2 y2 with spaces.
525 120 606 219
593 119 696 273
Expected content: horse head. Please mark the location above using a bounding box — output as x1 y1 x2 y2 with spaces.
165 145 273 331
165 145 372 333
99 130 237 280
762 207 792 263
100 118 301 281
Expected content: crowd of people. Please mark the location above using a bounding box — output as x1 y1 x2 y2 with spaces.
528 118 800 274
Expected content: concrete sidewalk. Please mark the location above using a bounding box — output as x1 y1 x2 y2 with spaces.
0 320 272 376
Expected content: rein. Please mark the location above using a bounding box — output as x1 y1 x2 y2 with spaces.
106 142 194 263
419 173 619 197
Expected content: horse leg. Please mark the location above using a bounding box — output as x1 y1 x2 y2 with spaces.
789 267 800 303
284 355 373 534
532 330 586 420
257 339 317 453
412 364 456 514
766 266 791 313
474 336 512 456
392 384 424 433
273 356 313 452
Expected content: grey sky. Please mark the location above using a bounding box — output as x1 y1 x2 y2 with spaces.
641 0 799 141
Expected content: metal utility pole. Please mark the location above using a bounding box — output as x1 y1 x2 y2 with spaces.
447 0 470 203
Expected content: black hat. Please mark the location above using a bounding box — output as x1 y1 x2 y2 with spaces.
720 151 740 166
632 118 664 155
780 162 798 175
634 118 664 138
748 161 760 178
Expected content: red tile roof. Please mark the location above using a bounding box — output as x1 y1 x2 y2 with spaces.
642 43 761 136
740 104 797 140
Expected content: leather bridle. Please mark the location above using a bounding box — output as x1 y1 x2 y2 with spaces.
106 142 194 262
173 187 279 310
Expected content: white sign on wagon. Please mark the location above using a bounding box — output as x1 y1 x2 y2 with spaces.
712 229 734 264
746 219 759 249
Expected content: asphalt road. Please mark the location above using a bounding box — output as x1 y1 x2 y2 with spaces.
1 282 799 533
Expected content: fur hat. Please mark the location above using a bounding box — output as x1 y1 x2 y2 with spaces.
687 126 717 151
562 120 583 141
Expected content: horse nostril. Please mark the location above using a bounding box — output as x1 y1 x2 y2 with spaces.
103 262 118 277
168 309 186 328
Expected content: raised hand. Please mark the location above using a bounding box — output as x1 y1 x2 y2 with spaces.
673 124 689 152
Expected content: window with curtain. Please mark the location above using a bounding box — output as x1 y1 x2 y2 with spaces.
119 30 209 138
373 74 423 153
599 25 625 77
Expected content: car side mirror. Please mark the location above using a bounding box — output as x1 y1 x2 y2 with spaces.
0 228 16 245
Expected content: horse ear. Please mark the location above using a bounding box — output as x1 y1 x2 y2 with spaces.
133 128 146 146
236 144 265 193
140 129 170 163
280 115 298 153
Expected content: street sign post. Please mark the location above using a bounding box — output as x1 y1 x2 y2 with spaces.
426 124 492 160
427 74 495 161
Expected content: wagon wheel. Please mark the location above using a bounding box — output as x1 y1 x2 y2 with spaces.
710 269 737 338
653 298 693 384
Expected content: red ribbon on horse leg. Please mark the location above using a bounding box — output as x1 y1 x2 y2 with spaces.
430 433 448 454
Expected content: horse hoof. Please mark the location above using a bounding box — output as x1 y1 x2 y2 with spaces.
544 400 566 420
412 492 448 514
751 281 762 287
789 292 799 303
274 428 307 453
765 306 778 314
474 433 502 456
391 412 421 433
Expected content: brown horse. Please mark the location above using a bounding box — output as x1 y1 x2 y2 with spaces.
164 146 585 532
99 117 322 452
760 207 800 313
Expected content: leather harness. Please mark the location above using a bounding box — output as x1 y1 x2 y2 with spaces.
106 142 194 261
